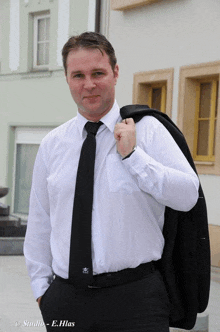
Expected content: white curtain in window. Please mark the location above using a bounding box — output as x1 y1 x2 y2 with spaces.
13 127 53 215
14 144 39 214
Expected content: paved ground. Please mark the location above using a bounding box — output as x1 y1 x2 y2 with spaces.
0 256 219 332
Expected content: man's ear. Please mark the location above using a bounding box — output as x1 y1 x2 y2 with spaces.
114 64 119 83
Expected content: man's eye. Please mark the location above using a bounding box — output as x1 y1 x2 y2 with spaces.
73 74 83 78
93 72 104 77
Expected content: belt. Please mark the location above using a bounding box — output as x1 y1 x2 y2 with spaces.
55 261 159 289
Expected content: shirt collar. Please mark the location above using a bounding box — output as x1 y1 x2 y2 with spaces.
76 100 121 139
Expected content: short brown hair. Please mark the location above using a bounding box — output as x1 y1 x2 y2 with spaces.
62 32 117 75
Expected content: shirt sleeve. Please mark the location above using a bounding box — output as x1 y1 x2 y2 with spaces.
23 143 53 300
122 116 199 212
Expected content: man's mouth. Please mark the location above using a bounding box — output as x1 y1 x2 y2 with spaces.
84 95 100 99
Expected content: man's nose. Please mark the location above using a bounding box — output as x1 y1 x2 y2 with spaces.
84 77 96 90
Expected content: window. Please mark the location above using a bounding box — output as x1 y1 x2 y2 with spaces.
33 13 50 69
13 127 53 217
133 68 174 116
14 144 39 214
194 79 219 162
146 83 166 113
178 61 220 175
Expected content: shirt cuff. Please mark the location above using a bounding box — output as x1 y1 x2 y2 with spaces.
122 147 137 160
122 145 151 175
31 275 53 300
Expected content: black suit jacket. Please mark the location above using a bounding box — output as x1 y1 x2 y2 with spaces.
120 105 211 330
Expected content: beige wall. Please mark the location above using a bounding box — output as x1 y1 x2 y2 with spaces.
209 225 220 268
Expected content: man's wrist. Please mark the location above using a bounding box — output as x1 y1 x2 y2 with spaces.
122 146 137 160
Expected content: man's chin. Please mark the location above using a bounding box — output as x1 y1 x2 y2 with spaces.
79 106 109 121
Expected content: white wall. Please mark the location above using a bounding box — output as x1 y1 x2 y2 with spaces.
0 73 77 201
0 0 90 202
107 0 220 225
109 0 220 121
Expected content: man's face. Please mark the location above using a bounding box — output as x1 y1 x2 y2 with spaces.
66 48 119 121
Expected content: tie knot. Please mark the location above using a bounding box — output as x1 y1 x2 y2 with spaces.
85 121 102 136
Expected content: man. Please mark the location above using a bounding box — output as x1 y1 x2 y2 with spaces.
24 32 199 332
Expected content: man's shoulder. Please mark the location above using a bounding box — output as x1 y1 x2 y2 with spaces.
134 112 169 133
120 104 168 128
120 104 182 138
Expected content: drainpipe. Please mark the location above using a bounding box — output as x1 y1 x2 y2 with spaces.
95 0 101 33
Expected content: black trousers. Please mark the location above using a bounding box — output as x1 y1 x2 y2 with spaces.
40 270 170 332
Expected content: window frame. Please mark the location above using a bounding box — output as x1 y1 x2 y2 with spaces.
178 61 220 175
12 127 53 220
193 79 218 162
33 13 50 70
133 68 174 117
148 83 167 113
111 0 162 11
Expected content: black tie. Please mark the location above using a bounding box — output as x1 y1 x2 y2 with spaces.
69 121 103 288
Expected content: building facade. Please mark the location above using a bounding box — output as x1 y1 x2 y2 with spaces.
0 0 97 221
0 0 219 268
104 0 220 267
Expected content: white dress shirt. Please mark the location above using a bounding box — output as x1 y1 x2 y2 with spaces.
24 100 199 299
